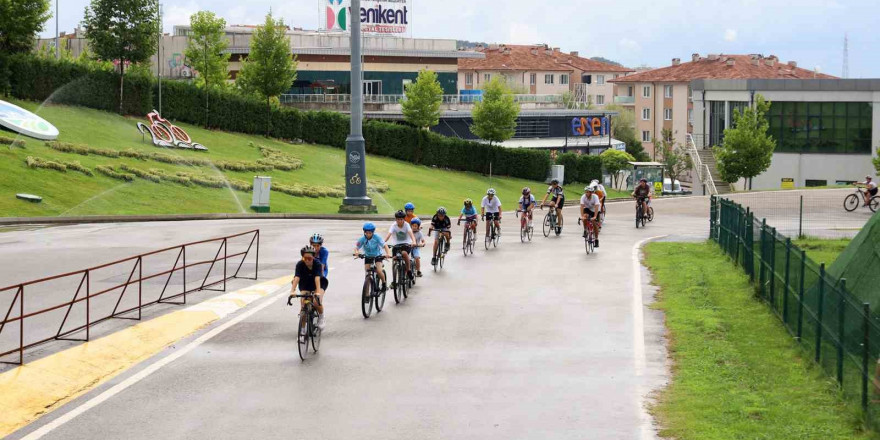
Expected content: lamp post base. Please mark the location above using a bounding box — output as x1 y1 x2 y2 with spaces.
339 202 378 214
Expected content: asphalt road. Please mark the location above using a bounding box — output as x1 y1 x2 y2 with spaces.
3 196 711 439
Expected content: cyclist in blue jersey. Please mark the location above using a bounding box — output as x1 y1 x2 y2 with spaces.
457 198 479 234
353 222 391 291
310 233 329 286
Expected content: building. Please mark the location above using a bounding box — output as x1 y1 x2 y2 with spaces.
609 54 835 158
457 44 633 106
691 78 879 191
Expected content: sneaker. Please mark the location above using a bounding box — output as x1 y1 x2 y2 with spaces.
445 244 450 253
416 270 423 277
390 281 396 290
556 227 562 234
594 239 599 248
431 257 438 265
582 231 587 238
316 314 325 330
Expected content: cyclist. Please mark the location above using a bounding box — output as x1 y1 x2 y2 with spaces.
404 202 417 224
581 185 602 247
384 210 417 287
481 188 502 239
857 176 878 206
288 245 327 329
309 233 329 288
458 199 479 231
540 179 565 233
518 187 536 227
428 207 452 266
590 179 608 218
354 222 391 291
632 178 652 218
410 218 426 277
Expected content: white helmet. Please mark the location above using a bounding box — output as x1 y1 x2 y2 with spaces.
487 188 496 195
585 184 597 192
590 179 600 186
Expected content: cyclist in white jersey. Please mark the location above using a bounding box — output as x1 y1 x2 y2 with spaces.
858 176 878 207
580 185 602 247
384 210 417 285
481 188 502 239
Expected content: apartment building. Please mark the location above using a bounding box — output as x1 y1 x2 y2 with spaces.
457 44 633 105
609 53 834 157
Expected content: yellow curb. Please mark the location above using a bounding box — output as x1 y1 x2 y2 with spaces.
0 275 291 438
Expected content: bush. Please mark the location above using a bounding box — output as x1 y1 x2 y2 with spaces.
25 156 67 172
63 161 93 176
1 136 26 148
46 141 120 157
576 155 602 184
96 165 135 181
555 153 580 183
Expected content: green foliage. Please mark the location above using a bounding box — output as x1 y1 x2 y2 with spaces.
655 128 692 189
1 136 26 149
600 149 635 189
471 77 519 145
554 153 579 182
82 0 159 113
552 153 603 184
715 95 776 187
95 165 135 181
185 11 230 90
63 161 94 176
26 156 67 172
0 0 51 54
873 147 880 175
401 69 443 129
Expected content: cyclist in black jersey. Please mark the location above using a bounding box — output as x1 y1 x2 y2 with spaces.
540 179 565 232
428 207 452 265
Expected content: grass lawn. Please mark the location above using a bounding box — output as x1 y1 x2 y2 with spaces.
644 241 875 440
794 238 852 265
1 99 626 217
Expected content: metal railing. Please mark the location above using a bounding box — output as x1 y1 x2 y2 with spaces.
279 93 564 105
686 133 718 195
710 197 880 426
0 230 260 365
613 96 635 104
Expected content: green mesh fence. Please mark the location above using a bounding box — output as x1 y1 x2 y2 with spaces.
710 196 880 427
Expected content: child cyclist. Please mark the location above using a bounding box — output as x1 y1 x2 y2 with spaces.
457 198 479 236
518 187 536 227
428 207 452 266
410 218 427 277
353 222 391 291
404 202 417 224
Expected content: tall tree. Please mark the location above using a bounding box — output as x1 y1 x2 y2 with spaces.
401 69 443 129
235 11 297 135
714 95 776 190
600 149 635 189
82 0 159 114
655 128 693 192
185 11 230 90
0 0 51 54
470 77 519 145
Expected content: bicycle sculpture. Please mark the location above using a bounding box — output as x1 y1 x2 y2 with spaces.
136 110 208 151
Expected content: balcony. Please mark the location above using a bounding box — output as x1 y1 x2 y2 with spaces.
614 96 635 104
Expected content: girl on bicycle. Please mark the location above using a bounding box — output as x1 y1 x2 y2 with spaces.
457 199 479 232
353 223 391 290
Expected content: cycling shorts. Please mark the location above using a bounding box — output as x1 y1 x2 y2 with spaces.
484 212 500 220
551 196 565 206
391 244 411 256
364 256 384 265
433 228 451 236
411 247 421 259
582 207 596 218
465 215 478 223
870 188 878 196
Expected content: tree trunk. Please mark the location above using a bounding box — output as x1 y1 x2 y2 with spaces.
118 61 125 115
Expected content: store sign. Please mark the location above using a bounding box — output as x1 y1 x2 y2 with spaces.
781 178 795 189
323 0 411 35
570 116 611 137
0 100 59 140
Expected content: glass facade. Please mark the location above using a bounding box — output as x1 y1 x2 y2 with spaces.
766 102 873 154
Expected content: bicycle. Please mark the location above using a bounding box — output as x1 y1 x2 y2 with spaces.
288 291 322 361
390 245 411 304
516 209 534 242
431 232 449 272
356 255 387 319
844 186 880 212
459 218 477 256
635 198 648 228
484 215 501 250
541 204 562 237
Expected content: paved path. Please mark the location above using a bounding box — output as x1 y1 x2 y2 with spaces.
2 196 709 439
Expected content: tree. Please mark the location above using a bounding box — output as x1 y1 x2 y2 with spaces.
590 56 622 67
600 149 635 189
401 69 442 129
185 11 230 90
82 0 159 114
470 77 519 145
0 0 51 54
655 128 693 192
714 94 776 190
874 148 880 175
235 11 298 135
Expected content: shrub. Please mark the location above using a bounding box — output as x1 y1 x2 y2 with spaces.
0 136 26 148
576 155 602 184
63 161 94 176
25 156 67 172
555 153 581 183
120 149 150 160
119 164 162 182
95 165 135 181
46 141 120 158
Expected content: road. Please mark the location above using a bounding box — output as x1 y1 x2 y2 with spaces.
2 196 710 439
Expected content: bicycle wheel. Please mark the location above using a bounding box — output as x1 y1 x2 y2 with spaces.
527 221 534 241
870 196 880 213
463 230 469 257
401 264 409 299
393 262 404 304
376 271 386 312
636 205 642 228
297 312 311 361
493 227 500 247
520 223 527 242
543 213 552 237
584 232 592 254
844 194 860 212
468 230 475 255
361 278 373 319
440 249 445 268
432 247 440 272
647 207 655 222
311 311 322 353
485 226 492 249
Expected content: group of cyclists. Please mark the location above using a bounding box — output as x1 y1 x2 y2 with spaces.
289 179 656 333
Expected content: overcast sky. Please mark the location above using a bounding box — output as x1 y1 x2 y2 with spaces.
39 0 880 78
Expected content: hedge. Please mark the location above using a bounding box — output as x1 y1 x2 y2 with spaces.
4 54 550 181
554 153 602 184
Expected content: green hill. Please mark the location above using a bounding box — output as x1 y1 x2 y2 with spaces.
1 99 582 217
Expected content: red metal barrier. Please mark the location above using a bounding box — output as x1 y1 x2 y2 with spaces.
0 230 260 365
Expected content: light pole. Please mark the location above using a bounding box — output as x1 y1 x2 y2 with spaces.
340 0 376 213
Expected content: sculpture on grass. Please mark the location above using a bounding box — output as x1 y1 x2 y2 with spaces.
136 110 207 151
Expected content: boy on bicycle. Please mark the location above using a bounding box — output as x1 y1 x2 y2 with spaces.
581 185 602 247
404 202 417 224
410 218 426 277
428 207 452 266
384 210 417 286
289 245 328 328
481 189 502 239
309 233 329 290
540 179 565 233
353 222 391 291
857 176 878 207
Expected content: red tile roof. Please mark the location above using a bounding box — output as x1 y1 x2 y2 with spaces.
610 54 836 83
458 44 634 73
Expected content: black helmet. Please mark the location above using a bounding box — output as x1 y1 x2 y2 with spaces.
394 210 406 219
300 245 317 256
550 179 559 185
437 207 447 215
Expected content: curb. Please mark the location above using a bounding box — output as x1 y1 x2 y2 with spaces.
0 212 394 226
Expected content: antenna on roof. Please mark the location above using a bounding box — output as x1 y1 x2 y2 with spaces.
842 33 849 78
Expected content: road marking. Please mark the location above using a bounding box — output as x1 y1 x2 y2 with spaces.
20 287 288 440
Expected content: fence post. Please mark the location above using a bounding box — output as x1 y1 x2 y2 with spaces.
837 279 847 385
783 238 791 325
734 207 742 266
797 249 806 340
759 219 767 298
816 263 826 363
863 302 870 412
770 227 777 307
19 285 24 365
748 211 755 282
799 194 804 238
710 195 716 240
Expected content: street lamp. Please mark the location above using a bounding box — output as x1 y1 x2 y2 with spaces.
340 0 377 213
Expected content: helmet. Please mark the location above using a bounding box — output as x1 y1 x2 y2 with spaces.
550 179 559 185
464 198 473 205
437 207 447 215
585 185 597 192
639 178 648 183
309 233 324 244
300 245 317 256
404 202 415 211
395 210 406 219
363 222 376 232
487 188 496 196
590 179 599 186
522 187 530 195
410 218 422 226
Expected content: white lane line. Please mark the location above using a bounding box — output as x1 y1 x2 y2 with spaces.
21 287 288 440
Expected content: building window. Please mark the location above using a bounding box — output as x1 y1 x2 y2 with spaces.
688 108 693 124
764 101 873 154
560 74 569 85
483 73 491 83
642 85 651 98
664 85 673 98
465 73 473 86
687 86 693 101
596 95 605 105
627 86 634 96
642 108 651 120
583 74 592 84
545 74 554 84
664 108 672 120
642 130 651 142
530 73 536 85
597 75 605 85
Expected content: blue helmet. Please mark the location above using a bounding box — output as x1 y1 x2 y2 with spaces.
363 222 376 232
404 202 415 211
410 217 422 226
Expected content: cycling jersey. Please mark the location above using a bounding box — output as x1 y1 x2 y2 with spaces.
411 230 425 258
547 185 564 198
356 235 386 258
315 246 329 278
387 222 413 246
295 260 324 292
633 185 651 198
431 214 452 231
519 194 536 209
581 193 601 211
461 205 478 216
481 196 502 213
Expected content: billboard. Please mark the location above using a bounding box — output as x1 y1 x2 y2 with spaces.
323 0 411 35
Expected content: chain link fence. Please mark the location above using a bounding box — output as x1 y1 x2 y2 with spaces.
710 196 880 428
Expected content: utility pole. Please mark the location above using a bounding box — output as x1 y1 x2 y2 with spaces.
340 0 376 213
